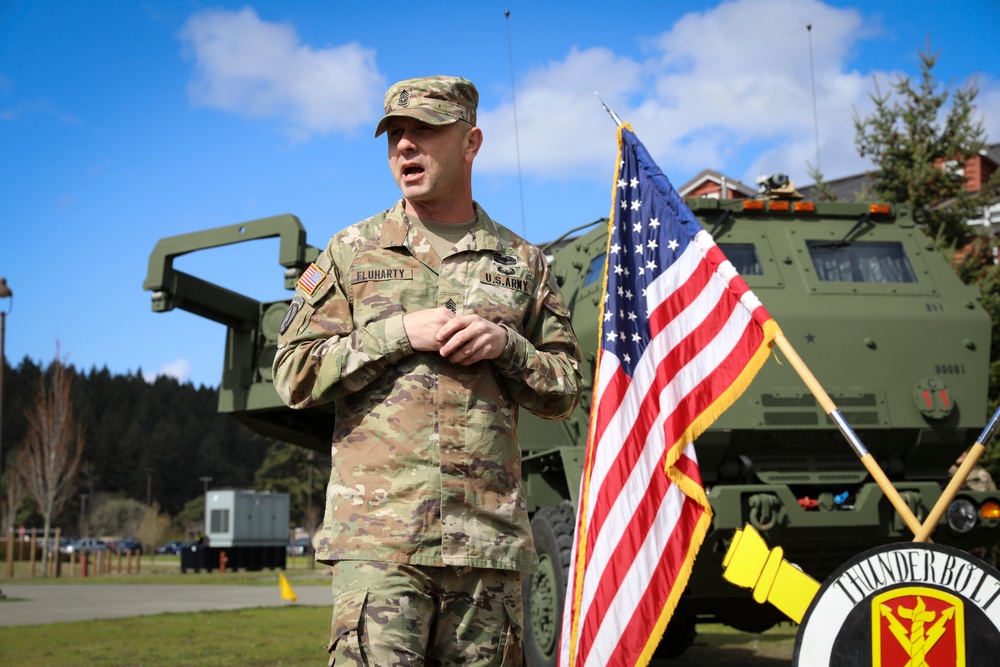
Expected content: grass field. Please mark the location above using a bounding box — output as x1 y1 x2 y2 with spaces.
1 556 796 666
0 605 796 667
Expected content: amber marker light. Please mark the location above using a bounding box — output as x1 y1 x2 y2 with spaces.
869 204 891 215
769 201 790 211
980 500 1000 525
794 202 815 212
743 200 765 211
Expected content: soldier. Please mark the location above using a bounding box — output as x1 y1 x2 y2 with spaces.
272 75 583 666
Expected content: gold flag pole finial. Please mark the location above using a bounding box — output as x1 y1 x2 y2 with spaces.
595 92 623 127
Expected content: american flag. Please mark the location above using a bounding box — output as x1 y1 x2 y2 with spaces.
559 125 779 667
297 263 326 295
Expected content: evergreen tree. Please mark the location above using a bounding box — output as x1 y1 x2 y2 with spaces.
853 44 1000 248
254 442 326 532
855 44 1000 477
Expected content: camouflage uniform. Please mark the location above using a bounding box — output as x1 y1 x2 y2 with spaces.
273 73 582 665
273 192 582 663
274 197 582 569
328 560 524 666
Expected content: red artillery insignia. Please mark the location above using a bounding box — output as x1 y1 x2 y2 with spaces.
872 587 965 667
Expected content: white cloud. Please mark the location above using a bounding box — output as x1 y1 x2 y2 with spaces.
179 7 385 139
478 47 643 179
477 0 887 186
177 2 1000 184
975 75 1000 145
144 358 192 384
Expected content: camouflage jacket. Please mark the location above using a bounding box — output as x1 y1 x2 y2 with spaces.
272 200 583 572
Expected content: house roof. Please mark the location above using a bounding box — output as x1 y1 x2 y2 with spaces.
799 143 1000 202
678 169 757 198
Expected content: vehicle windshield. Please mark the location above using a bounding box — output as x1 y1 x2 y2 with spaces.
807 241 917 283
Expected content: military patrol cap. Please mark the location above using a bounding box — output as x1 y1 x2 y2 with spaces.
375 75 478 137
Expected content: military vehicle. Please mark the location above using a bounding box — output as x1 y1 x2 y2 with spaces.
145 189 996 663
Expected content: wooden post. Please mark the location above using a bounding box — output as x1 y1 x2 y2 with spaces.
774 334 927 539
28 528 36 577
136 550 141 574
5 528 12 578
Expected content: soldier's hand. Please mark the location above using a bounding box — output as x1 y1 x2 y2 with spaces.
403 308 454 352
437 315 508 365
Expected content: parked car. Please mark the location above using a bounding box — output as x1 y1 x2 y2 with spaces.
155 540 182 555
155 540 193 555
60 538 108 554
286 537 311 556
110 537 142 554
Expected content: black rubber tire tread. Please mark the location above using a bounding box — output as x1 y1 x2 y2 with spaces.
522 501 575 667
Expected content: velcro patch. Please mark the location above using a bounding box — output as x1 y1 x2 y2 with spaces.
481 271 532 294
350 268 414 284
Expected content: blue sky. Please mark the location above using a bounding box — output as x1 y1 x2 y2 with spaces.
2 0 998 388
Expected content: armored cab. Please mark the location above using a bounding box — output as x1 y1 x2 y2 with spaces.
145 196 996 663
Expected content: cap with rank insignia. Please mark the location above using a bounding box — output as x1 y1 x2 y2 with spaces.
297 263 326 295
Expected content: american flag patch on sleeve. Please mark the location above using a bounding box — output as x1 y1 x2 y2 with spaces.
297 263 326 295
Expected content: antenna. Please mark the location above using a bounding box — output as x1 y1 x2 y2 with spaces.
504 10 527 237
807 23 821 172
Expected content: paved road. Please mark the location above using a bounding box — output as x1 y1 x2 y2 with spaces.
0 584 330 626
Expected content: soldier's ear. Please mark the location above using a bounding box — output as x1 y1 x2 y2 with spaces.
465 126 483 162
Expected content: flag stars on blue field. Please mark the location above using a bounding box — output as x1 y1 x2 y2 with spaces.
601 149 690 376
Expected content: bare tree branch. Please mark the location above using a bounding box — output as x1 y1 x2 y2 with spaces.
16 349 85 571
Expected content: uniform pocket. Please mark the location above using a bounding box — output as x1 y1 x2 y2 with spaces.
325 587 371 667
492 598 524 667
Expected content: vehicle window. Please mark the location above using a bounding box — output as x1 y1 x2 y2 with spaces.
807 241 918 283
584 253 606 287
718 243 763 275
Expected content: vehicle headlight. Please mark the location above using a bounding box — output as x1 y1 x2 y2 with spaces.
946 498 978 534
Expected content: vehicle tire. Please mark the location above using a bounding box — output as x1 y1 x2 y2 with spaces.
523 501 575 667
653 608 696 660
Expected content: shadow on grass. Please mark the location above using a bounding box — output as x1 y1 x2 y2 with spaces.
652 626 796 666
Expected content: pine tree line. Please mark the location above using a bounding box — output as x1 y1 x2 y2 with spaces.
1 357 274 534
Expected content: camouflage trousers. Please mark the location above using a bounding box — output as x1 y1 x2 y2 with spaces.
326 560 524 667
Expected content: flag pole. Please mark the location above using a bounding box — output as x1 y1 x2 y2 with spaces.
774 334 928 538
912 404 1000 542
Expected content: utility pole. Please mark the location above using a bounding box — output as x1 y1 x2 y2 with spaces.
0 278 12 486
